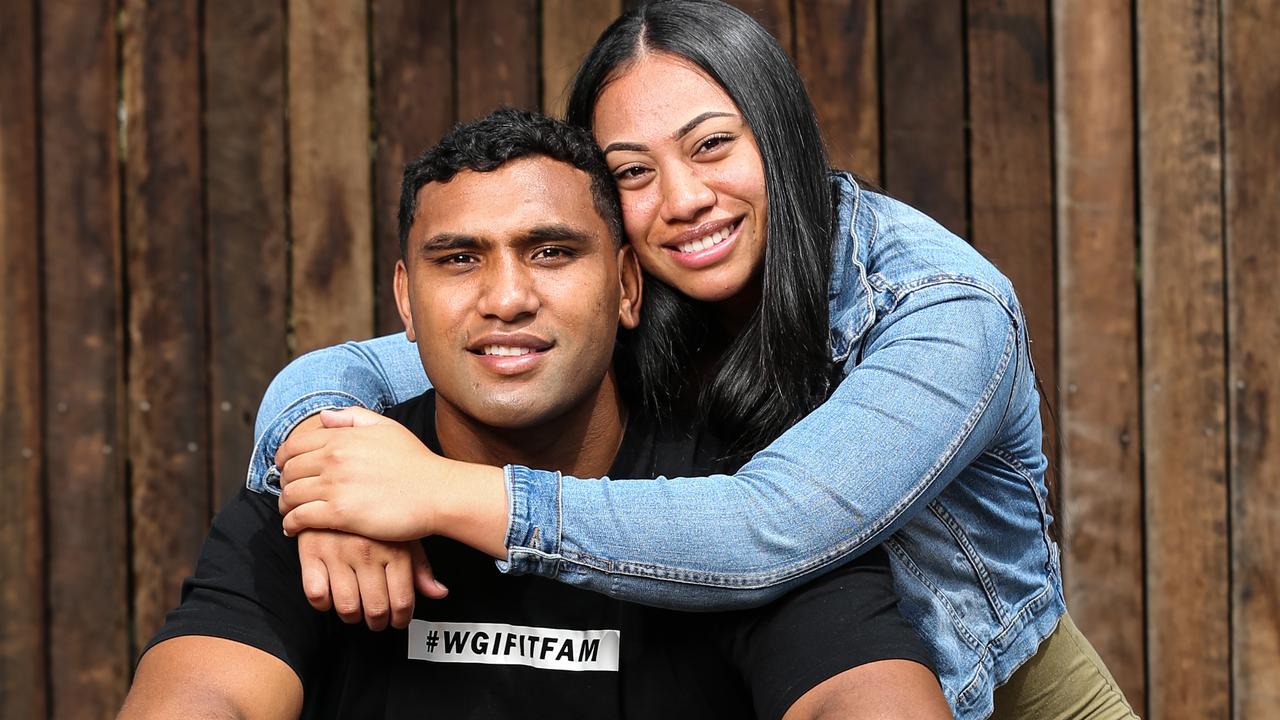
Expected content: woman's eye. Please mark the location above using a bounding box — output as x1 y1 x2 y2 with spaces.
613 165 649 181
697 134 733 154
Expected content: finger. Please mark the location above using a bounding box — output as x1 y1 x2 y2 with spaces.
342 406 388 428
386 551 417 629
279 475 331 515
278 448 333 490
319 408 357 428
282 501 334 536
275 417 332 468
411 542 448 599
355 560 392 632
296 534 334 612
328 563 363 624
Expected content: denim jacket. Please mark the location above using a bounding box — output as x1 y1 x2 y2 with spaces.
248 174 1064 720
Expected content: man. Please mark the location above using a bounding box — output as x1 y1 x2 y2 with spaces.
120 108 947 719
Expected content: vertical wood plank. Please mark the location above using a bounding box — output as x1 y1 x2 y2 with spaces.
122 0 209 649
0 0 47 715
1225 0 1280 715
455 0 538 121
40 0 130 714
288 0 374 353
373 0 454 334
965 0 1057 490
1053 0 1145 710
1138 0 1229 717
542 0 620 117
205 0 289 507
881 0 967 236
794 0 880 181
728 0 793 55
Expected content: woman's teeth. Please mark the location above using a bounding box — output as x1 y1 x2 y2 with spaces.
676 225 732 254
482 345 534 357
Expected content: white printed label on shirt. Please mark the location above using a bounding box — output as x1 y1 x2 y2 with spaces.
408 620 621 672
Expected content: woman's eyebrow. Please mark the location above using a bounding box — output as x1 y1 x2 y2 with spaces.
602 141 647 154
672 111 736 140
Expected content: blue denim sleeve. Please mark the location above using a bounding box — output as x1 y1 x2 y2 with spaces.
501 282 1024 610
246 333 430 494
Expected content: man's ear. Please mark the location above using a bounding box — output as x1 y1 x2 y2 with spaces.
393 260 417 342
616 245 642 330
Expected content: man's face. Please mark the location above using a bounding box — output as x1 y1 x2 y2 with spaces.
395 157 641 429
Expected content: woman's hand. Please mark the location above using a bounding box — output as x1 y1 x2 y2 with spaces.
295 529 448 630
278 407 511 558
277 408 443 541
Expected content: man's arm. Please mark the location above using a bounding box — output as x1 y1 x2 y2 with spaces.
118 636 302 720
783 659 951 720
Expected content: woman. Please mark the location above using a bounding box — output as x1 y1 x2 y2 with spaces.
259 2 1134 718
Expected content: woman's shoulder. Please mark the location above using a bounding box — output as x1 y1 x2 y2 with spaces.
831 173 1015 299
827 173 1024 356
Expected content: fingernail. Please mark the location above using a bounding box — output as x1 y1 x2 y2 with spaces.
282 527 291 538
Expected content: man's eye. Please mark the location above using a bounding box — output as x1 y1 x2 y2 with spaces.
440 253 475 266
534 247 573 261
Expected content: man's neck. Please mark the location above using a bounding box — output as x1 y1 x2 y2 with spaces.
433 371 627 478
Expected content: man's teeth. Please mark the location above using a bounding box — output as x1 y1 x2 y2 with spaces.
482 345 535 357
676 225 732 254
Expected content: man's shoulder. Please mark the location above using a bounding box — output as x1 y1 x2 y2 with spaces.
614 410 739 478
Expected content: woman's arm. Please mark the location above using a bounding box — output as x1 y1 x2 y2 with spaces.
501 283 1028 608
276 283 1033 611
247 333 427 493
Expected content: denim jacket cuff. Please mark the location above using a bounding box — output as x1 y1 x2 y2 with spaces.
496 465 563 576
244 391 372 495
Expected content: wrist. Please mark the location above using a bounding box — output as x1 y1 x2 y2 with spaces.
431 460 510 558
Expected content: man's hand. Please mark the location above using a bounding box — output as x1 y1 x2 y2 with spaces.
296 529 447 631
276 408 444 541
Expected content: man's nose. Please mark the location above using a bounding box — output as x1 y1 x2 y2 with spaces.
476 255 539 322
659 164 716 223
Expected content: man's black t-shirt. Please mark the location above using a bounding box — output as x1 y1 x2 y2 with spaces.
147 392 931 719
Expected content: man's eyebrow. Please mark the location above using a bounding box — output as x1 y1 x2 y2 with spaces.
522 224 597 244
672 111 736 141
420 233 483 252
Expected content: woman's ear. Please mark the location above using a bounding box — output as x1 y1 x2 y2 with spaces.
616 245 643 329
393 260 417 342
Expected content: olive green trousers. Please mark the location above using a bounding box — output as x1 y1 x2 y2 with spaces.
990 613 1139 719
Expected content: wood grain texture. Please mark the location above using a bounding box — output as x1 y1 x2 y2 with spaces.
455 0 538 121
542 0 620 117
1138 1 1230 717
122 0 209 650
205 0 288 507
40 1 130 714
1052 1 1145 710
728 0 793 55
373 0 454 334
881 0 967 236
965 0 1057 499
794 0 880 181
288 0 374 353
0 0 46 715
1225 0 1280 715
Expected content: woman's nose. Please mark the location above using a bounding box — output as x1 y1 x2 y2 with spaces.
659 165 716 223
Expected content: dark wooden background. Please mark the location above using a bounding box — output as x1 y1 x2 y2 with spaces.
1 1 1276 717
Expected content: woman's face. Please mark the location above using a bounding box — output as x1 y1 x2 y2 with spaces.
592 53 767 308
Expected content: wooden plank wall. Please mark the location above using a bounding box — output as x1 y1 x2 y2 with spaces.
1 1 1275 717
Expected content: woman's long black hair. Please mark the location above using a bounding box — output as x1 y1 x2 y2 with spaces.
567 0 839 455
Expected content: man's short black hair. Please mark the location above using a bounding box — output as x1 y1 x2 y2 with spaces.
398 107 623 256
